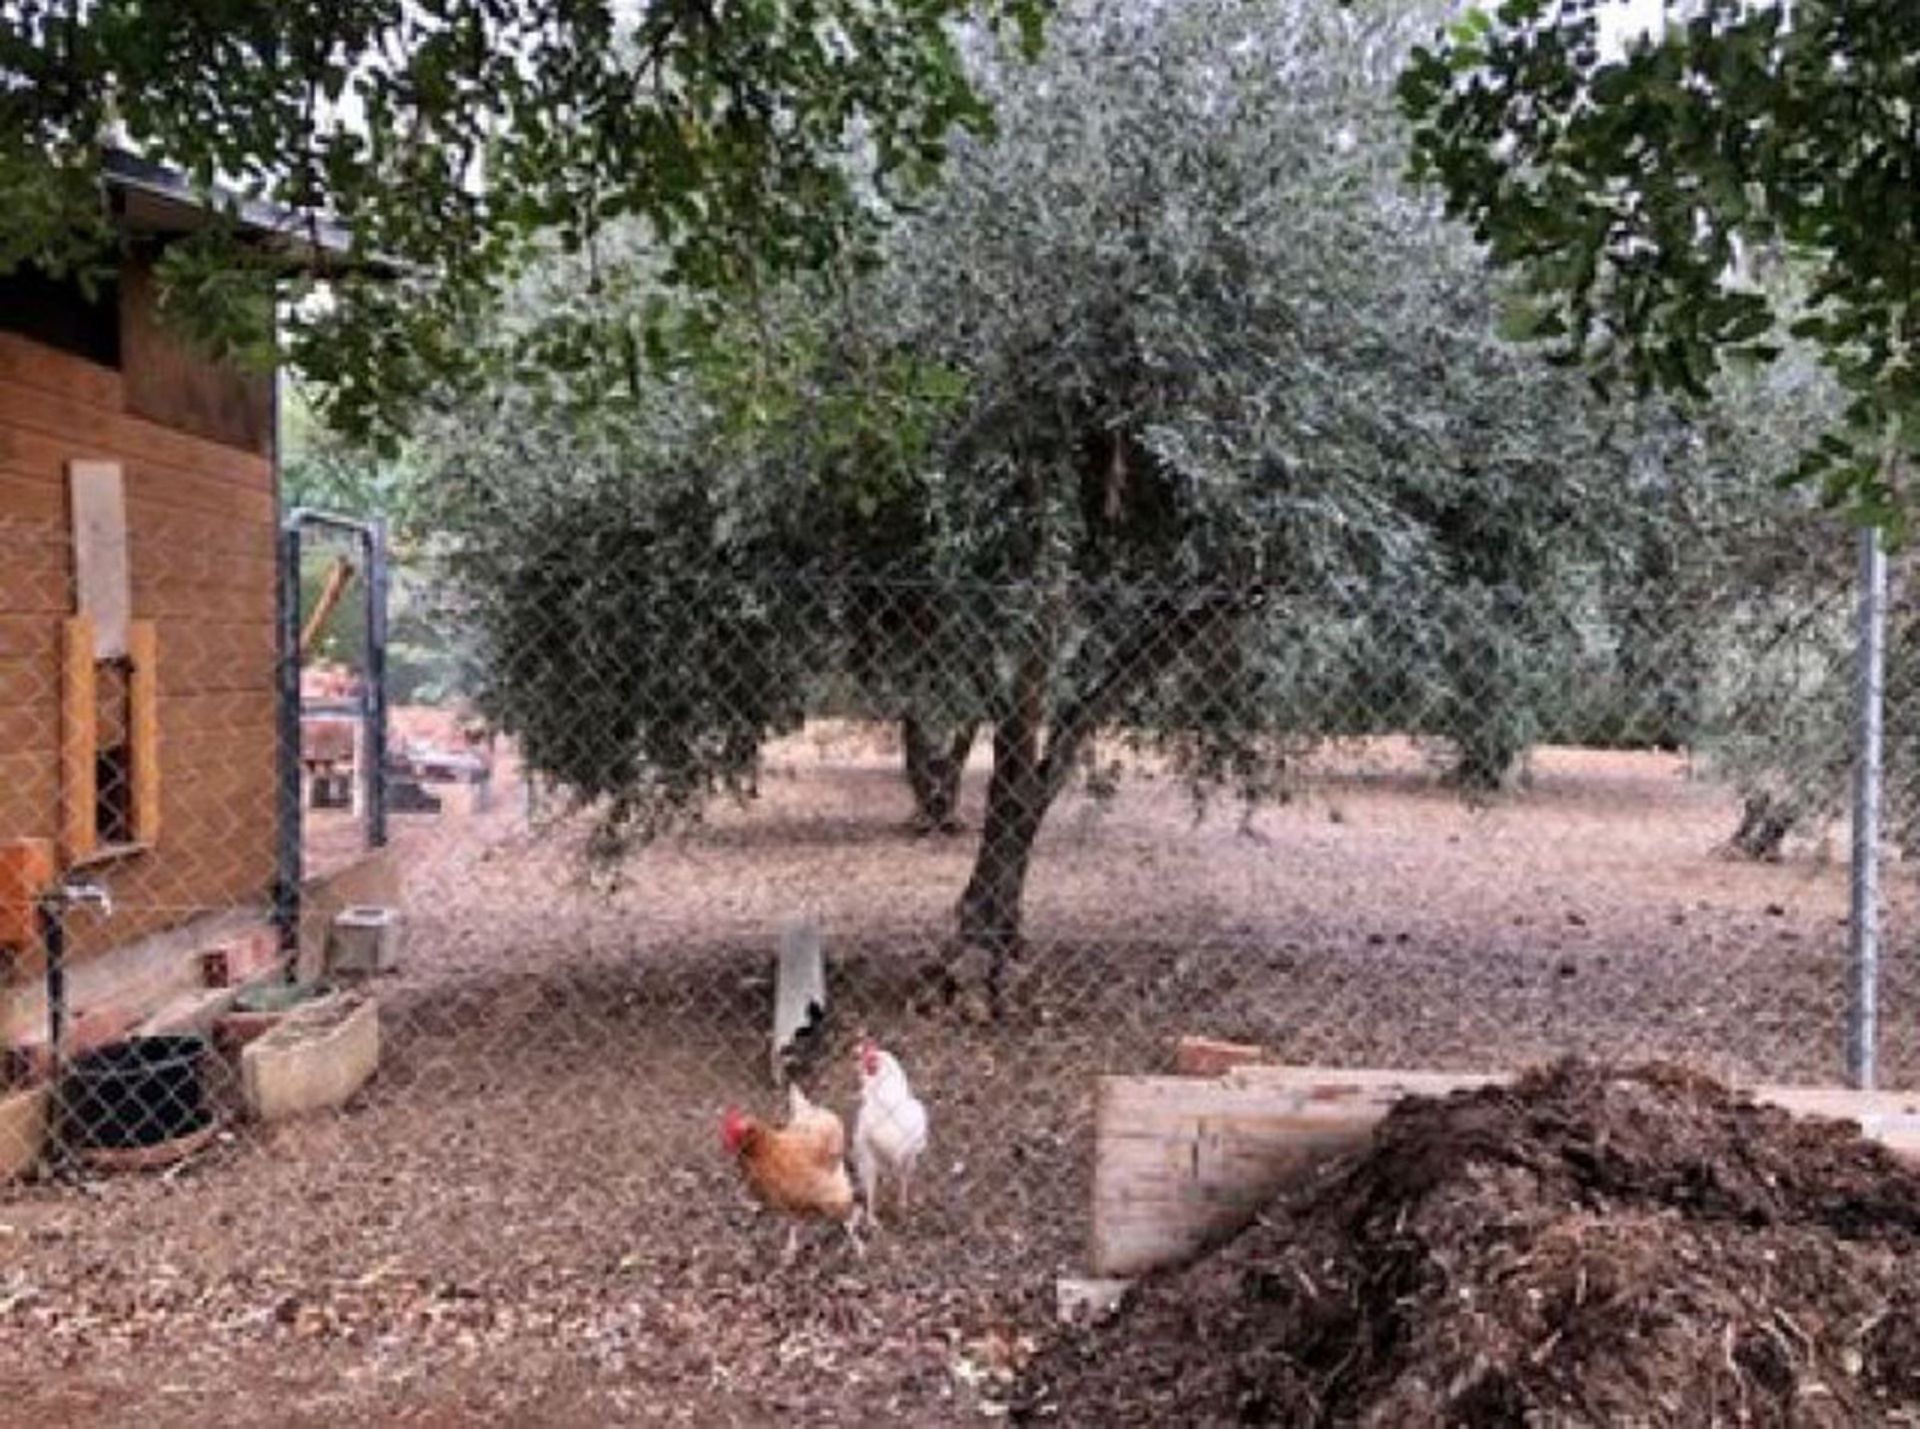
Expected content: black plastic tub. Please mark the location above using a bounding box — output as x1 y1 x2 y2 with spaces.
59 1035 212 1150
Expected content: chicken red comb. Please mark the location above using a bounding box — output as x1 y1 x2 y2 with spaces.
858 1038 881 1075
720 1106 748 1150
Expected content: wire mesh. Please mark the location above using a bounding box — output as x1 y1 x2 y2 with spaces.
0 510 1913 1409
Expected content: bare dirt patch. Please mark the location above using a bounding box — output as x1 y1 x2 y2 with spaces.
2 731 1915 1422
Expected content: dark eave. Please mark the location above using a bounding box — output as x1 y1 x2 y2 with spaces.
101 149 398 277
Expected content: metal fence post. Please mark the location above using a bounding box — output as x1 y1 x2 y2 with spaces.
274 520 304 981
365 516 391 850
1848 524 1887 1089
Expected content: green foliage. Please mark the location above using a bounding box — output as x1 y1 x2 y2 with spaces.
3 0 1049 442
422 0 1779 881
1399 0 1920 529
282 390 471 706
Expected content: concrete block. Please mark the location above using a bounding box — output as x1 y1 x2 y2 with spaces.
213 982 333 1057
241 992 379 1122
327 905 401 976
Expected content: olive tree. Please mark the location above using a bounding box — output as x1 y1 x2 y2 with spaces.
425 0 1755 986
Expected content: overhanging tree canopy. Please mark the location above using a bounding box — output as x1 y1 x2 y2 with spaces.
1397 0 1920 527
2 0 1045 439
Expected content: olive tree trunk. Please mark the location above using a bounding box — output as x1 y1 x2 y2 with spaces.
902 715 975 833
956 647 1051 965
954 593 1244 1007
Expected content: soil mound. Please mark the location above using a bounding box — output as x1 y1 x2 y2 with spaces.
1017 1061 1920 1426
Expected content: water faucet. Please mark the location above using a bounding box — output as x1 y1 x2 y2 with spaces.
45 877 112 920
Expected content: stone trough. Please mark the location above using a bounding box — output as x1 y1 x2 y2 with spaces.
240 990 380 1122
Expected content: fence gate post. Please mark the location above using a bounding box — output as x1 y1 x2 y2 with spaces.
1848 523 1888 1090
275 520 304 981
365 516 390 850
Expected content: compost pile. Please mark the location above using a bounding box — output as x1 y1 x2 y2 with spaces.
1018 1061 1920 1427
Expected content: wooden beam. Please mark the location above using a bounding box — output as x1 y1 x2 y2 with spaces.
298 554 356 662
1091 1065 1920 1279
127 620 160 845
66 459 129 659
60 615 96 864
1172 1035 1272 1076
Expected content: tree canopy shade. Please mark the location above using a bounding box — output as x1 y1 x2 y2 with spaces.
1 0 1047 439
1397 0 1920 528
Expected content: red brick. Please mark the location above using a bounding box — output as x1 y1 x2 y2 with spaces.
217 926 284 985
1172 1035 1271 1077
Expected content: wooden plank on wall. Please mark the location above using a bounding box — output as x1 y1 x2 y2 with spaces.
0 422 276 525
0 689 57 758
0 379 269 489
61 614 96 863
144 620 273 686
0 470 65 524
67 459 130 658
0 751 58 838
128 620 160 845
1091 1066 1920 1278
0 622 55 667
0 538 70 616
119 257 275 457
0 332 125 413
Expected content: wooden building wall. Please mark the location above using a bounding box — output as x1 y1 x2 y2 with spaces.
0 255 278 967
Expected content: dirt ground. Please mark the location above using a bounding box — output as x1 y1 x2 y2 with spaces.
2 727 1916 1424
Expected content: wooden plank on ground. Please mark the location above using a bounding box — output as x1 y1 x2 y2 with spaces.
1092 1065 1920 1278
1173 1036 1272 1076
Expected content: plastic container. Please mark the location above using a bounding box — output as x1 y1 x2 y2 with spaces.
59 1035 212 1150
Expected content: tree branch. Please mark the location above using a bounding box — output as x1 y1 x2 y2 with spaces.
1036 591 1248 804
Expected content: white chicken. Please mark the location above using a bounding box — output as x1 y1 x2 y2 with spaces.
851 1035 930 1230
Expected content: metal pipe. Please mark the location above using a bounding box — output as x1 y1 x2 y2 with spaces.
274 519 304 981
38 878 110 1161
1848 524 1887 1089
38 898 65 1081
366 516 391 849
283 506 378 539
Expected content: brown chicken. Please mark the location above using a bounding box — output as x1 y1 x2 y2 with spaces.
721 1084 863 1263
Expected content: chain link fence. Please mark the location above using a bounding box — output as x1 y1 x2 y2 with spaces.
2 506 1917 1409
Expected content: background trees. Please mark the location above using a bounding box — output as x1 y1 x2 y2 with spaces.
418 0 1784 977
1399 0 1919 856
